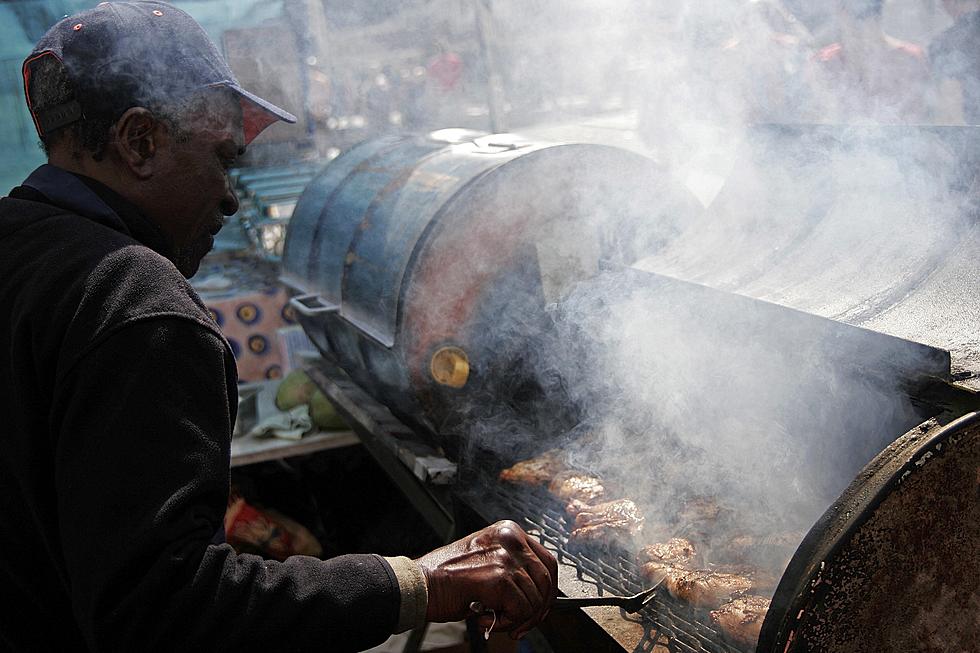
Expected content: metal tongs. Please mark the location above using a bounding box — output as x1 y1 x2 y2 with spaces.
466 584 660 640
553 583 660 613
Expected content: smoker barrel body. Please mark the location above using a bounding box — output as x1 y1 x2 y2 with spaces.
282 131 700 441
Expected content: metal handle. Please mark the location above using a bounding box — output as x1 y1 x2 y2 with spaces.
289 293 339 317
553 584 660 613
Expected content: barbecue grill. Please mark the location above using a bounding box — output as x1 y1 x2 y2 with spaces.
280 126 980 652
281 129 703 448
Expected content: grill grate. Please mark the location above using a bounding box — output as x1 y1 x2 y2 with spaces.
307 362 755 652
478 482 750 653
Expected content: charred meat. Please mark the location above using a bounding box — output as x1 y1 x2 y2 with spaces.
498 449 566 486
672 496 736 544
567 499 644 545
709 563 781 596
638 537 698 568
638 541 752 609
638 559 683 593
548 470 606 504
664 569 754 609
676 496 724 524
710 595 771 648
638 538 697 599
564 499 592 517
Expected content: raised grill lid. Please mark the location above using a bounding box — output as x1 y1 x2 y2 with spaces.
758 411 980 652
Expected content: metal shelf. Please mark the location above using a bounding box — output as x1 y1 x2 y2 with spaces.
231 429 359 468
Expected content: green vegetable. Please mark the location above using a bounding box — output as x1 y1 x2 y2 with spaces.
274 370 316 411
309 389 348 430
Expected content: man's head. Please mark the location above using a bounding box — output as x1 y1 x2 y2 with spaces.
23 2 295 276
942 0 980 18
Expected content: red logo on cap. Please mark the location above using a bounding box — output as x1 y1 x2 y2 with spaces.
152 10 163 16
72 23 83 31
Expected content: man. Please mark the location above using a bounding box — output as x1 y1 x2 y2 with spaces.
803 0 932 123
0 3 556 651
930 0 980 125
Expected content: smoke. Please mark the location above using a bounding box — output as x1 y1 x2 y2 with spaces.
535 268 927 534
451 128 970 585
226 0 977 589
442 132 971 580
430 1 979 581
247 0 975 561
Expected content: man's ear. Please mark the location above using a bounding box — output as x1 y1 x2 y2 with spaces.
112 107 162 180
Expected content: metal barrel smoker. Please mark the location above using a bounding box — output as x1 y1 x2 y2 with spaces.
281 127 980 653
281 130 703 447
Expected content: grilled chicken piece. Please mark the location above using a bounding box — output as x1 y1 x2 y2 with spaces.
564 499 591 517
676 496 723 524
639 538 698 568
639 559 681 590
548 470 605 504
567 499 643 545
673 496 736 543
665 569 754 609
710 595 771 648
638 538 697 599
638 540 752 610
498 449 566 486
711 564 781 596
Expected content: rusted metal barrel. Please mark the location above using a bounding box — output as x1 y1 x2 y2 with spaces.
281 130 701 440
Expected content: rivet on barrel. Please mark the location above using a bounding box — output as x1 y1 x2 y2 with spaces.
430 346 469 388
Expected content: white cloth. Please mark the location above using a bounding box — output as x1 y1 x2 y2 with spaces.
244 404 313 440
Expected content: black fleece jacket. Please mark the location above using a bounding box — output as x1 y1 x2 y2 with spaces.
0 165 401 652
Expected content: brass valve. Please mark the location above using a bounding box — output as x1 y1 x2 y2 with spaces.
430 346 470 388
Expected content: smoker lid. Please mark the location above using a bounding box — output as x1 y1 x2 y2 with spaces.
757 411 980 652
633 125 980 387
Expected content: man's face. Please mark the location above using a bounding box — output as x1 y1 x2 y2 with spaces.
146 90 244 277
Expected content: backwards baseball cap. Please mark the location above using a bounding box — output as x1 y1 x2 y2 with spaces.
23 1 296 145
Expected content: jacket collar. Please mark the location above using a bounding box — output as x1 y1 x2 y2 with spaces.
20 164 174 259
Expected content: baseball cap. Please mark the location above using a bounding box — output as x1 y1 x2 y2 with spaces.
23 1 296 145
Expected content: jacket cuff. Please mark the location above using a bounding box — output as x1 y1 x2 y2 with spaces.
383 556 428 632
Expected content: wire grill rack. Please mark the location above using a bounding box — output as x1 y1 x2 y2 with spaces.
478 482 751 653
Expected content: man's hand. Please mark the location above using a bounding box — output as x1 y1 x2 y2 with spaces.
416 520 558 639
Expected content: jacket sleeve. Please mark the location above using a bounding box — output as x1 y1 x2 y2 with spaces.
51 316 401 652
